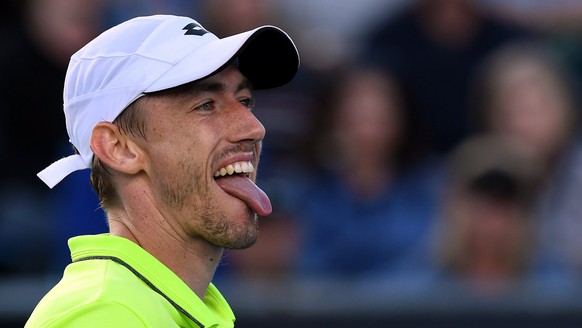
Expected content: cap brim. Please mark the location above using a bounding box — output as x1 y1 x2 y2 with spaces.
145 25 299 93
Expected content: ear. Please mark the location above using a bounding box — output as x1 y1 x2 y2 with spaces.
90 122 145 175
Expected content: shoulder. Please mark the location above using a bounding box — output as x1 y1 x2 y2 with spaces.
26 301 148 327
26 260 179 327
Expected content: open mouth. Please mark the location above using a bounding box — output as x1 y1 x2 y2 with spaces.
213 160 272 216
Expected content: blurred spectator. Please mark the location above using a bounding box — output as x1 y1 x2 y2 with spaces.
359 0 536 155
430 135 550 298
471 42 579 166
0 0 108 275
471 41 582 276
485 0 582 34
292 64 442 280
483 1 582 108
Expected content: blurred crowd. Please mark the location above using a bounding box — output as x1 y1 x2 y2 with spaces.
3 0 582 305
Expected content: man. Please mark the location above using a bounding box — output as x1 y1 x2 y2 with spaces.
26 14 299 327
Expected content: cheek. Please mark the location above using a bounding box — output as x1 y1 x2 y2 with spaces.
149 117 216 159
145 124 213 185
152 147 211 211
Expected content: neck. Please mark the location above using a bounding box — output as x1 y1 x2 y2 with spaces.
108 201 222 300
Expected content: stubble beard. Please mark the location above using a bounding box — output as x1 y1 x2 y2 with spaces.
199 204 259 250
159 160 259 250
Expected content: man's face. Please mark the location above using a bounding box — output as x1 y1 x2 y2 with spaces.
134 65 269 249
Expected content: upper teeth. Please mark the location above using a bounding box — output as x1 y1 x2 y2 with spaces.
214 161 254 177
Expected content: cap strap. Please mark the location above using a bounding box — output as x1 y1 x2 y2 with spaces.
37 154 89 188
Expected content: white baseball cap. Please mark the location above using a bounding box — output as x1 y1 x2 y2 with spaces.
37 14 299 188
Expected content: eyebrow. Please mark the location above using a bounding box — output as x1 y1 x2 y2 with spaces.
187 77 253 95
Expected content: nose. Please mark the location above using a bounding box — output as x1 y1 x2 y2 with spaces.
227 100 266 145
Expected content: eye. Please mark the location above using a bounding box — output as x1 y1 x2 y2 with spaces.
240 97 256 110
194 100 215 111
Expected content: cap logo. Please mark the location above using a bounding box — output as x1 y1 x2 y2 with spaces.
182 23 209 36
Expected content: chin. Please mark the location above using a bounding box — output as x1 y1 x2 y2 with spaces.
224 212 259 250
201 208 259 250
216 226 259 250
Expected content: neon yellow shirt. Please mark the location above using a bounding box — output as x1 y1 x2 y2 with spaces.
25 234 235 327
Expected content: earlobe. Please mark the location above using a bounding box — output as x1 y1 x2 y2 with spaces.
90 122 145 175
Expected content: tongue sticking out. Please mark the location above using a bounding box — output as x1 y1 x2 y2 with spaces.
215 175 272 217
